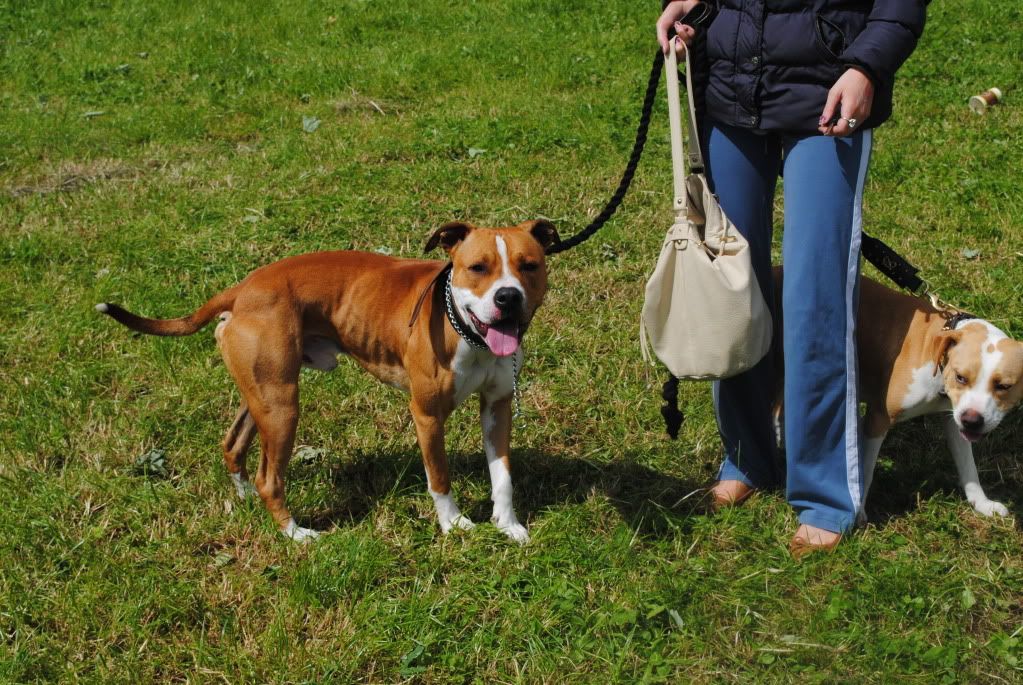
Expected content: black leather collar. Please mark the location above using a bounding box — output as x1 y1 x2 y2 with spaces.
943 311 978 331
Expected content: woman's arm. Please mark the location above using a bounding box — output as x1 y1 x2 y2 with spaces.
819 0 927 136
839 0 928 89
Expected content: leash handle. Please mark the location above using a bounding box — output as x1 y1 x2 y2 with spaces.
860 233 925 294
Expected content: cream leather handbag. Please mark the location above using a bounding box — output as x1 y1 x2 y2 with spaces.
640 41 772 380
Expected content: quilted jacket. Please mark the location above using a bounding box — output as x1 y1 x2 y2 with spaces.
702 0 928 132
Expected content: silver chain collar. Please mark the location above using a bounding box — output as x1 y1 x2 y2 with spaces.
444 269 488 350
511 352 523 420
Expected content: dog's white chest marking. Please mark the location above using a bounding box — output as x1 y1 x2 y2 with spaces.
897 362 949 422
452 341 517 407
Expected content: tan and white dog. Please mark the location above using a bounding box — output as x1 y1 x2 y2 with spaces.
775 267 1023 518
97 220 558 542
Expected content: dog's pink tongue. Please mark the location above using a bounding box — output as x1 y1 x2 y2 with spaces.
485 321 520 357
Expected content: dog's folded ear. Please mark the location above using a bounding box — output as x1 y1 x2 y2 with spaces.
527 219 560 250
425 221 474 254
930 329 962 376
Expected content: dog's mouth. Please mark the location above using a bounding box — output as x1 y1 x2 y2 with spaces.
959 428 985 443
468 310 522 357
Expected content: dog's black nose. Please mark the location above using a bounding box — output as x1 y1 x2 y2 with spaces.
960 410 985 432
494 287 523 312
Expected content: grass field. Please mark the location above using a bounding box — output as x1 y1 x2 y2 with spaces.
2 0 1023 682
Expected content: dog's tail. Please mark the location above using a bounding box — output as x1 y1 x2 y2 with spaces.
96 288 238 336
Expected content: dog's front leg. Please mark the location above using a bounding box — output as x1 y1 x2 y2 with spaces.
943 414 1009 517
411 400 474 533
481 393 528 543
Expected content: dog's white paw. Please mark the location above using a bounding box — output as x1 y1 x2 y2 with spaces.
231 473 258 500
281 519 321 543
973 499 1010 517
497 521 530 544
442 514 476 533
432 491 474 534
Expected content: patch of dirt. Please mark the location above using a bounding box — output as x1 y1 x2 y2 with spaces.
7 159 146 197
333 91 400 116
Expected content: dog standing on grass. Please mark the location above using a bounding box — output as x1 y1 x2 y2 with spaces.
98 220 558 542
774 266 1023 518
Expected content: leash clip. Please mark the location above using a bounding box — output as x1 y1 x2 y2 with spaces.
916 279 964 317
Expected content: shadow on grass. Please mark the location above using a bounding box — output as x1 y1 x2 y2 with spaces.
289 409 1023 536
863 410 1023 526
293 446 710 539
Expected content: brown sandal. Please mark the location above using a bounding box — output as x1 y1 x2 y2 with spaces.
708 480 756 512
788 524 842 559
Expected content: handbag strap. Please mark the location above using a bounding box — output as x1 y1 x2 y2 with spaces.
664 40 704 218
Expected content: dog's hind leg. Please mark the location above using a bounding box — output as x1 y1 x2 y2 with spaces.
248 385 315 541
219 313 317 542
222 402 258 499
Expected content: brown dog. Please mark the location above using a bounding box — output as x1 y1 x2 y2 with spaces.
98 220 558 542
774 266 1023 517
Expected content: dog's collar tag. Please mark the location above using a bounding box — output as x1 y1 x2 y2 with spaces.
444 269 490 351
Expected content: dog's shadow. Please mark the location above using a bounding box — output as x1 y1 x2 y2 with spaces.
288 409 1023 536
863 410 1023 526
292 445 710 538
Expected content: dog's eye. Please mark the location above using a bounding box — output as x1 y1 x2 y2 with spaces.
520 262 540 273
955 373 969 385
468 263 487 274
994 381 1013 392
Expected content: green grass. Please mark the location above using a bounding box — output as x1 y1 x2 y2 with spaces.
2 0 1023 682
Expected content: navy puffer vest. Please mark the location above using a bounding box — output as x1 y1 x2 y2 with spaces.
703 0 927 133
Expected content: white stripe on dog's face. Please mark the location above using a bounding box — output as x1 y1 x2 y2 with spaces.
491 236 526 299
450 234 526 327
445 226 549 356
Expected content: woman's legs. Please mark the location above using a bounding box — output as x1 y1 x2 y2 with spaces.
705 123 782 491
780 130 873 534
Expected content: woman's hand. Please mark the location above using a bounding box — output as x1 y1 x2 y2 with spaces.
656 0 702 54
818 68 875 137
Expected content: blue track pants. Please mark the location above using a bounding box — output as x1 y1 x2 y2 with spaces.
707 122 873 534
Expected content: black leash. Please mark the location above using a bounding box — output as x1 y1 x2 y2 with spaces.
535 10 930 439
860 233 924 294
546 49 665 256
547 47 927 299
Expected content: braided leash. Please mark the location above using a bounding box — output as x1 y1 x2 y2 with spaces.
546 49 665 256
